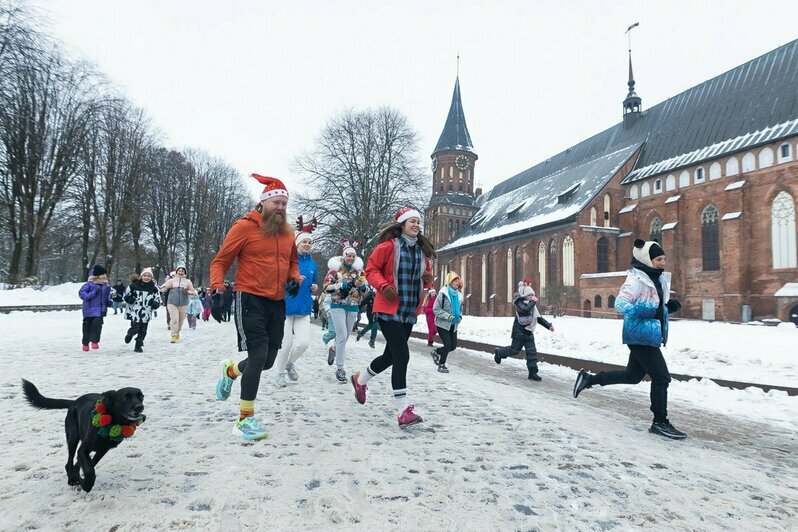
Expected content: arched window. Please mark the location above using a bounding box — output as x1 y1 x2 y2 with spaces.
742 152 756 172
641 182 651 197
481 255 487 302
709 162 721 180
679 170 690 187
486 251 494 301
604 194 611 227
772 191 797 268
758 147 774 168
726 157 739 176
548 239 558 287
608 294 616 308
448 220 452 229
629 185 638 199
665 174 676 191
514 246 523 286
596 237 609 273
590 206 597 226
563 235 575 285
594 295 602 308
650 217 662 243
538 242 546 291
701 205 720 271
506 248 514 302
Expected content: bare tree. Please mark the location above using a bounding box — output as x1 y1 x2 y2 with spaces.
293 107 428 258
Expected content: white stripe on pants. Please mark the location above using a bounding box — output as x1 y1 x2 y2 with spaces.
274 315 311 373
330 308 357 369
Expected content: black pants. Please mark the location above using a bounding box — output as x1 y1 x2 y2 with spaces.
435 325 458 365
370 319 413 390
126 321 150 346
593 344 671 423
495 334 539 374
81 317 104 346
233 292 286 401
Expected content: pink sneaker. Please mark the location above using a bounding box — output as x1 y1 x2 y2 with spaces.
81 345 89 352
90 342 99 350
397 405 423 427
350 372 367 404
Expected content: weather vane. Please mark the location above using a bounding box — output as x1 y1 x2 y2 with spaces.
626 22 639 53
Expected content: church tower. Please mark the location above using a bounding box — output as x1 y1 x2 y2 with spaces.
425 76 480 248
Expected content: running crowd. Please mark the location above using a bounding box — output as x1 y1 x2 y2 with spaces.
78 173 687 442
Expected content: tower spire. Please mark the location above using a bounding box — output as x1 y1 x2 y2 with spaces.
623 22 642 117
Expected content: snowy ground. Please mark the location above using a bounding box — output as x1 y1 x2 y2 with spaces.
0 282 85 306
0 309 796 530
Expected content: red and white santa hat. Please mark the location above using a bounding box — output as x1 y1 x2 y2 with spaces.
252 173 289 201
394 206 422 224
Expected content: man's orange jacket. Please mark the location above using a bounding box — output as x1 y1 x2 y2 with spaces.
210 209 300 300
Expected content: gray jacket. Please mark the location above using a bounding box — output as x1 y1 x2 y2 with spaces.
432 288 463 332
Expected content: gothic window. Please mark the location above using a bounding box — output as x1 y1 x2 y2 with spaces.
679 170 690 187
742 152 756 172
608 294 616 308
538 242 546 291
701 205 720 271
726 157 739 176
758 147 774 168
506 248 514 302
604 194 611 227
590 207 597 226
641 182 651 197
486 251 494 300
772 191 797 268
548 239 557 287
562 236 575 285
596 237 609 273
594 295 602 308
709 162 721 180
514 246 523 287
649 217 662 243
481 255 487 302
629 184 639 199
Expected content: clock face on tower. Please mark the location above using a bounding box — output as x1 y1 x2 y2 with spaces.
455 155 469 171
431 157 438 173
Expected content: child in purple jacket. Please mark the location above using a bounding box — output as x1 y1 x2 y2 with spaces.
79 265 112 351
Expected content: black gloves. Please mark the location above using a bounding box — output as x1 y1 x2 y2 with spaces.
150 300 160 311
654 306 663 320
286 278 300 297
666 299 682 313
211 291 225 323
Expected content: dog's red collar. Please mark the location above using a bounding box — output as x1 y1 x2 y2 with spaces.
91 399 145 442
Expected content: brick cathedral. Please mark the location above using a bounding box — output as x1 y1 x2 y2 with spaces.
425 40 798 324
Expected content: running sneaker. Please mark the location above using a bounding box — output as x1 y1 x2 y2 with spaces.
649 421 687 440
335 368 347 383
572 369 592 398
493 348 502 365
286 363 298 381
327 346 336 366
350 372 368 404
273 372 287 388
397 405 423 427
216 359 235 401
430 349 440 365
232 417 268 440
437 364 449 373
368 339 375 349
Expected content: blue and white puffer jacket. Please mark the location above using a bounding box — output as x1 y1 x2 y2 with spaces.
614 268 672 347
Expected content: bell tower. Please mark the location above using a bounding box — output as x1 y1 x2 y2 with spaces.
425 75 479 248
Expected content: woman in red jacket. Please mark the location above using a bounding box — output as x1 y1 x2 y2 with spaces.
350 207 435 427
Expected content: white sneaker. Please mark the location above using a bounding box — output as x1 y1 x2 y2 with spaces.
273 372 287 388
286 363 299 381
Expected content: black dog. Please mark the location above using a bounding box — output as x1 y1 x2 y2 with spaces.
21 380 145 492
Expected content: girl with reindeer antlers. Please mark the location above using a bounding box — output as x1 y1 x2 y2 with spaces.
323 239 369 383
273 217 319 388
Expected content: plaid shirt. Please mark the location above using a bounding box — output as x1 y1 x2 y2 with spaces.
375 238 422 324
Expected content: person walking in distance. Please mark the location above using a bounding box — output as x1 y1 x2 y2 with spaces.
160 266 197 343
572 239 685 440
323 240 368 383
111 279 125 315
350 207 434 427
273 217 318 387
430 272 464 373
355 288 379 348
211 174 301 441
123 268 161 352
422 289 437 347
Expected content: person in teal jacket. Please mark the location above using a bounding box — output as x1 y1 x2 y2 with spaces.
573 239 685 440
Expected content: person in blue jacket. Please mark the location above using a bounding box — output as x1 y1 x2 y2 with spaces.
273 220 318 387
78 264 112 351
573 239 685 440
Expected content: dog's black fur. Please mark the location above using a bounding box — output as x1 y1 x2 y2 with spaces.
21 379 144 493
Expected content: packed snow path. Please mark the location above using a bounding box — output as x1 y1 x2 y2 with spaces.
0 311 795 530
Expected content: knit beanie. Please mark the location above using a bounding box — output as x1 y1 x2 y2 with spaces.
633 239 665 268
140 267 153 277
519 285 536 298
91 265 107 277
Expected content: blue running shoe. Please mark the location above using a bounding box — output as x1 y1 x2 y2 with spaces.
232 417 268 440
216 359 235 401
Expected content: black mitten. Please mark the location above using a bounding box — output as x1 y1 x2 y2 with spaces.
286 278 300 296
211 291 225 323
666 299 681 313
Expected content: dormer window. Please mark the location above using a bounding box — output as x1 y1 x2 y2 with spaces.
557 183 581 204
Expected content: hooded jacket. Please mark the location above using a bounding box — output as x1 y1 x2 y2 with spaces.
286 252 318 316
615 266 673 347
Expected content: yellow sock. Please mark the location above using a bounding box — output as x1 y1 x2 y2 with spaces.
228 363 242 379
239 400 254 420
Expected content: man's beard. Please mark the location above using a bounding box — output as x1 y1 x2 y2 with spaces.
261 209 290 237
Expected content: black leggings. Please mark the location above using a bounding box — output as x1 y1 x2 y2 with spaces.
82 317 104 345
435 325 458 364
593 344 671 422
126 321 150 345
369 319 413 390
233 293 285 401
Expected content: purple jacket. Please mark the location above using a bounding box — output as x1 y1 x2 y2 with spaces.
79 281 111 318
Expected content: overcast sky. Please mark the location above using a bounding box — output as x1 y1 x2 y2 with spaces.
30 0 798 200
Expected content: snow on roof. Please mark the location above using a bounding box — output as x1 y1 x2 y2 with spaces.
662 222 678 230
618 204 637 214
665 195 682 204
775 283 798 297
725 180 746 191
439 144 640 252
722 211 743 220
623 117 798 183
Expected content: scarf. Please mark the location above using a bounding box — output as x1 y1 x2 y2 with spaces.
447 286 461 324
400 233 418 247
